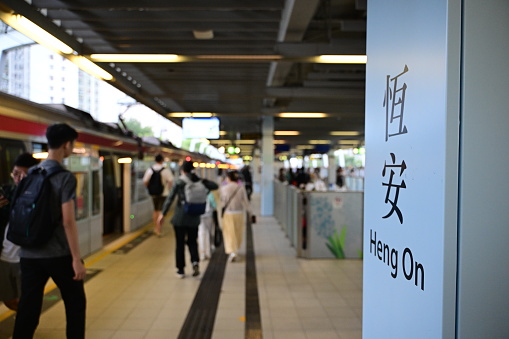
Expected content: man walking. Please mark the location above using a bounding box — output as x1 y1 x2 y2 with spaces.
143 154 174 236
12 123 86 339
159 161 218 278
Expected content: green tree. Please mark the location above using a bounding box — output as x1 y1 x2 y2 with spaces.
122 118 154 137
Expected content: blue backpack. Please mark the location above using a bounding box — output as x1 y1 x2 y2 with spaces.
7 165 65 247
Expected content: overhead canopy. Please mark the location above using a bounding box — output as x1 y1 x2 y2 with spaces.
0 0 366 156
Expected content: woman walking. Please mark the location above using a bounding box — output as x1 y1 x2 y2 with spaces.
220 170 252 262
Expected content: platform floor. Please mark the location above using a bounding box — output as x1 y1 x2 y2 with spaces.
0 194 362 338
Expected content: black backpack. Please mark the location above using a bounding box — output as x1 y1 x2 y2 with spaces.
147 167 164 195
7 165 65 247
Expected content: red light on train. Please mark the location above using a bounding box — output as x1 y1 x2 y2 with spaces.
185 156 191 161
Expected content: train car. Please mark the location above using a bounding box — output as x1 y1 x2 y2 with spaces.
0 91 215 257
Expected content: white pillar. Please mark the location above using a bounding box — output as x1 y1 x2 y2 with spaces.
260 116 274 216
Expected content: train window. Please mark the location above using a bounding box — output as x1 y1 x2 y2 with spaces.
92 170 101 216
74 172 89 220
31 143 47 154
133 161 149 202
0 138 27 186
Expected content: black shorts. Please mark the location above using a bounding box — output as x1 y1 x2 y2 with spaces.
151 196 165 211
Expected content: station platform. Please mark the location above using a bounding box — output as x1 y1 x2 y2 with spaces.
0 194 362 339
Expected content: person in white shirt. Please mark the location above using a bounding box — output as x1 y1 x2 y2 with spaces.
220 170 252 262
0 153 39 311
143 154 174 236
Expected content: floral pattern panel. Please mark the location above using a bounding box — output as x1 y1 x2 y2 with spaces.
307 192 363 259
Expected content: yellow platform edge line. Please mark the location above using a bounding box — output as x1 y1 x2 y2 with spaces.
0 223 153 322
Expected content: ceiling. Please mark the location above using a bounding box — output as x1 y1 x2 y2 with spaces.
0 0 366 157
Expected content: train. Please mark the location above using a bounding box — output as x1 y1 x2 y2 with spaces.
0 91 223 257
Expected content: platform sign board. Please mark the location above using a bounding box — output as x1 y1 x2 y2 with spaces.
363 1 460 338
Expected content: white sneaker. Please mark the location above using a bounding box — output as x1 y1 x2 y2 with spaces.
228 253 236 263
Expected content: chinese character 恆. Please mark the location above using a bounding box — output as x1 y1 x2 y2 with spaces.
382 152 407 224
383 65 409 141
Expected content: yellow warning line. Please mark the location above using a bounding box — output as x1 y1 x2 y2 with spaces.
0 223 154 322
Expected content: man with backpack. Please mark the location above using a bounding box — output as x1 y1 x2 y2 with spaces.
143 154 174 236
158 160 218 278
11 123 86 339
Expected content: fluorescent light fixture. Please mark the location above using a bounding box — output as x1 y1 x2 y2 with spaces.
193 30 214 39
191 112 213 118
168 112 191 118
90 54 180 63
235 140 256 144
117 157 132 164
338 140 361 144
273 140 286 144
308 140 331 144
195 55 283 61
296 145 314 150
274 131 300 136
318 55 367 64
0 12 74 55
68 55 113 80
219 131 227 136
330 131 361 136
279 112 328 118
168 112 213 118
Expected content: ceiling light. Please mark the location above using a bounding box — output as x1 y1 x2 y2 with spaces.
279 113 328 118
0 12 74 55
235 140 256 144
68 56 113 80
191 112 213 117
273 140 286 144
220 131 227 136
309 140 331 144
296 145 314 150
195 55 283 61
338 140 361 144
318 55 367 64
167 112 212 118
274 131 300 136
193 30 214 39
90 54 180 63
330 131 361 136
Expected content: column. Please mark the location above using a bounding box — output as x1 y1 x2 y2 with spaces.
363 1 509 338
260 116 274 216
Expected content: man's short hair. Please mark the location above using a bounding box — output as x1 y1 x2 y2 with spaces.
46 123 78 149
14 153 39 168
155 154 164 163
181 161 194 173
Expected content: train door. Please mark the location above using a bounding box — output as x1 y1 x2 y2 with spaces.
101 153 123 236
65 155 103 257
89 157 103 252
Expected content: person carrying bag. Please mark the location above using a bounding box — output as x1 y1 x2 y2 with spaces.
220 171 253 263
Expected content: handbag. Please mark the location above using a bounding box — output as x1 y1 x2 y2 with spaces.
221 185 241 217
